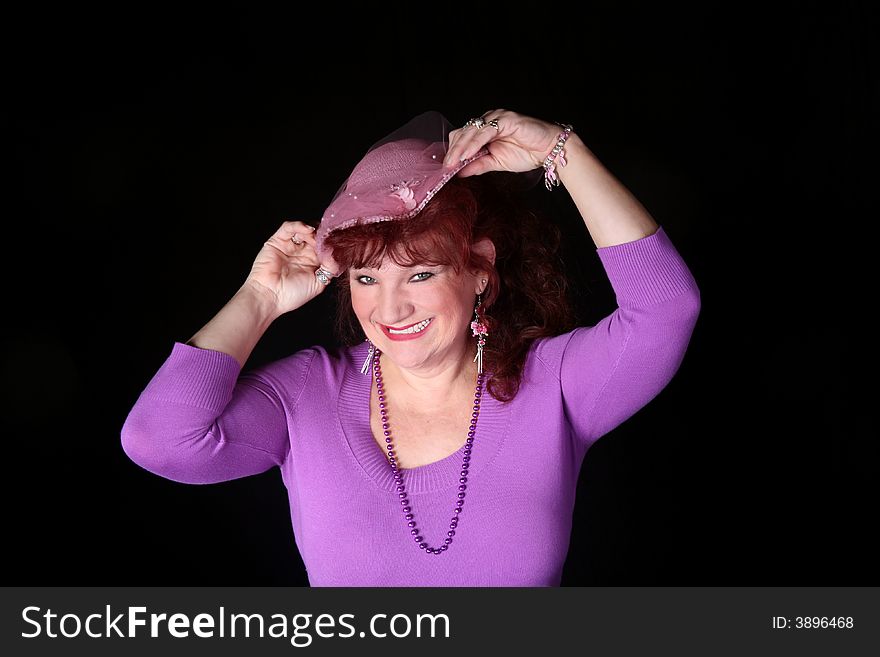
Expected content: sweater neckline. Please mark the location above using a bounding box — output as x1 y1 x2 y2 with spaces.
337 340 511 494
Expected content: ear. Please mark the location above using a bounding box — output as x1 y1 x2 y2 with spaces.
471 237 496 268
470 238 496 292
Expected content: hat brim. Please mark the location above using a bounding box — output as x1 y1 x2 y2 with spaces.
315 145 489 262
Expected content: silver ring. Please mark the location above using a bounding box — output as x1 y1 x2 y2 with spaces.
291 234 303 245
486 118 500 131
315 267 335 286
464 117 486 130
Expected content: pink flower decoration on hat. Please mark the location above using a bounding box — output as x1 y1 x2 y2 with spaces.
389 179 422 210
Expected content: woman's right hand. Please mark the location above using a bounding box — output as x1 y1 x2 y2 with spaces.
244 220 342 317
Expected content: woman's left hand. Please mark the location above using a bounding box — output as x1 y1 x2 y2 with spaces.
442 109 562 177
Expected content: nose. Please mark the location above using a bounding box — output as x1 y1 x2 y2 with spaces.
377 286 416 327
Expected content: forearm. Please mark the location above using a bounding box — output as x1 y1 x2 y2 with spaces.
556 132 660 248
185 281 279 369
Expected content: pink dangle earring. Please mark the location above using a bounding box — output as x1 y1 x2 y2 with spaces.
470 282 489 375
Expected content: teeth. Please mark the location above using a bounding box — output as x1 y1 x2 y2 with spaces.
388 318 432 334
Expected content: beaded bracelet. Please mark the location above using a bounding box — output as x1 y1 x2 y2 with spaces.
542 123 573 191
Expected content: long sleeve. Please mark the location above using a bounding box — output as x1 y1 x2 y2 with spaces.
560 225 701 446
120 342 313 484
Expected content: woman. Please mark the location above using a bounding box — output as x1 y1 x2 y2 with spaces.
121 109 701 586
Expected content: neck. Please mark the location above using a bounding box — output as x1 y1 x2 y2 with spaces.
378 339 479 405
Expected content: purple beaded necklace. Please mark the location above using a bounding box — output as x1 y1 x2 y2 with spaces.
370 348 484 555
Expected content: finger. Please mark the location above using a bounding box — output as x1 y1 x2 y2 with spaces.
443 128 464 161
268 221 315 255
315 242 343 278
444 125 478 167
455 155 498 178
293 230 341 279
445 118 487 167
265 233 301 257
292 230 318 249
443 110 501 167
459 113 504 162
443 129 461 168
311 233 343 276
276 220 314 236
319 252 343 278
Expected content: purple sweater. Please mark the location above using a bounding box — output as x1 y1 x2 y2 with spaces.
121 225 700 586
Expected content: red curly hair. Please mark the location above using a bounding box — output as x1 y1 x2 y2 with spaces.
322 172 579 403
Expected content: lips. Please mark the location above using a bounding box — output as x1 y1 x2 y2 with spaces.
383 319 427 331
380 317 434 341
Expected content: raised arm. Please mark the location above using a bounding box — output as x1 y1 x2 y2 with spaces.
556 131 699 445
120 342 307 484
446 110 701 445
120 219 333 484
559 227 700 445
556 132 661 247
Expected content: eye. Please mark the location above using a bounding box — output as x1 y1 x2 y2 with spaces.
355 272 434 285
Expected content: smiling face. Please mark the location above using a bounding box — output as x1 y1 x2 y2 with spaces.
348 239 495 373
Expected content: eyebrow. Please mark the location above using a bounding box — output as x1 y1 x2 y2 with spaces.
351 265 436 274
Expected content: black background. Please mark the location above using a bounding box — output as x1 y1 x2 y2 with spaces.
4 4 876 585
